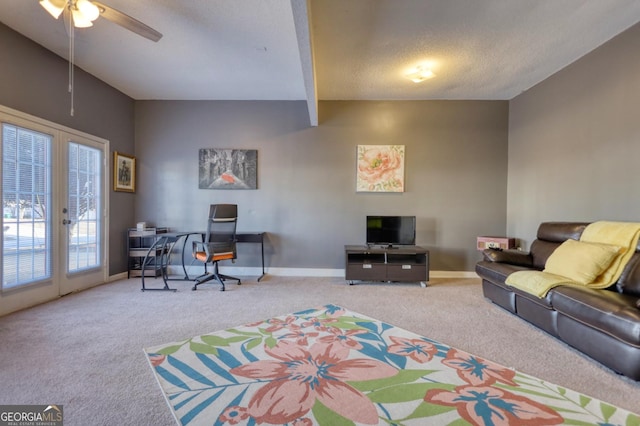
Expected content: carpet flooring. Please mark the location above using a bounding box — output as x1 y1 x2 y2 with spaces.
0 276 638 425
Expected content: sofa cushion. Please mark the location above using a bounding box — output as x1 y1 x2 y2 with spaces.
537 222 589 243
616 253 640 297
529 240 561 270
551 286 640 346
544 239 620 284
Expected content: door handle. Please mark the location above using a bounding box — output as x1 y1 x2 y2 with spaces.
62 219 73 225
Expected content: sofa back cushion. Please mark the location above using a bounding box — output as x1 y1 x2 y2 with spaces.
530 222 590 270
537 222 589 242
615 252 640 297
530 240 560 270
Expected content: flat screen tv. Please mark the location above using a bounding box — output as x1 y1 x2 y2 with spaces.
366 216 416 247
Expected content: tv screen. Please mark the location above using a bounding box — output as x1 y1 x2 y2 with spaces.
366 216 416 247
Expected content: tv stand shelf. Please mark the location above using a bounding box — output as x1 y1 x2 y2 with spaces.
345 245 429 287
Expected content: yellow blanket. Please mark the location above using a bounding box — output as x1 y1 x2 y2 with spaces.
505 221 640 298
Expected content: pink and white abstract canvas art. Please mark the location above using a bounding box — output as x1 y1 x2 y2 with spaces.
356 145 405 192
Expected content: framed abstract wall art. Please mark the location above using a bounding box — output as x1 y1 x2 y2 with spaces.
113 151 135 192
199 149 257 189
356 145 405 192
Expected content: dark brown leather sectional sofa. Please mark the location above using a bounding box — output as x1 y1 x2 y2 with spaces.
475 222 640 380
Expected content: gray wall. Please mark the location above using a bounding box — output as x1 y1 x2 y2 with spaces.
5 17 640 275
135 100 509 271
0 23 136 275
507 22 640 247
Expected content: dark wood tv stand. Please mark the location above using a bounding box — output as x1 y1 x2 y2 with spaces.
344 245 429 287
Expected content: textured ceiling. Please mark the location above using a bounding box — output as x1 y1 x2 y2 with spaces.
312 0 640 100
1 0 640 125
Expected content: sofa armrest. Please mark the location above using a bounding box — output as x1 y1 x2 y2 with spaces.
482 248 533 267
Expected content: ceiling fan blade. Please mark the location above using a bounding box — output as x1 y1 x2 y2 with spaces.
92 1 162 42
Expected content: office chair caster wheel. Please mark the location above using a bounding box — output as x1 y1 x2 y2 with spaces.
192 285 197 291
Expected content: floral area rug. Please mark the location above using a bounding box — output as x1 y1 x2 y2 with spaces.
144 304 640 425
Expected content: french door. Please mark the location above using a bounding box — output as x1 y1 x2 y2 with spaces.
0 106 108 316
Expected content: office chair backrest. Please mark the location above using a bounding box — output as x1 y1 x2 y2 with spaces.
205 204 238 245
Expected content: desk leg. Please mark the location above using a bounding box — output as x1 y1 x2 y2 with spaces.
257 234 266 282
178 234 191 280
163 233 205 283
161 239 174 284
141 237 177 292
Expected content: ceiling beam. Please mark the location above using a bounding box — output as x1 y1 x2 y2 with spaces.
291 0 318 126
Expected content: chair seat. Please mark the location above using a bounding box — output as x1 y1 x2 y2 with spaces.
195 251 234 262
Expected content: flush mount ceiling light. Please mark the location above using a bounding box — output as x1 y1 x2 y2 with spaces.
405 65 436 83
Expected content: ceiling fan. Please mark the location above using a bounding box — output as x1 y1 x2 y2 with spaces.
39 0 162 42
39 0 162 116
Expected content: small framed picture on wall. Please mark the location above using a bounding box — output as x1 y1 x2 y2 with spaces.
114 151 136 192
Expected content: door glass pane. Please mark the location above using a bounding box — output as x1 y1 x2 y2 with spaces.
2 124 52 289
67 142 101 273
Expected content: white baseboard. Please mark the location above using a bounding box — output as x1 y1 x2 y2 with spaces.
175 265 345 278
109 271 128 282
429 270 478 279
167 265 477 280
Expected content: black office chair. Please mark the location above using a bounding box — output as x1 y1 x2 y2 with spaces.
191 204 241 291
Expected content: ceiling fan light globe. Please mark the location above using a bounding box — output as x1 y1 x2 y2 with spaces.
71 8 93 27
76 0 100 21
39 0 66 19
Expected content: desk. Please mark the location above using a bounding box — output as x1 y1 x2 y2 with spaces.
140 231 266 291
